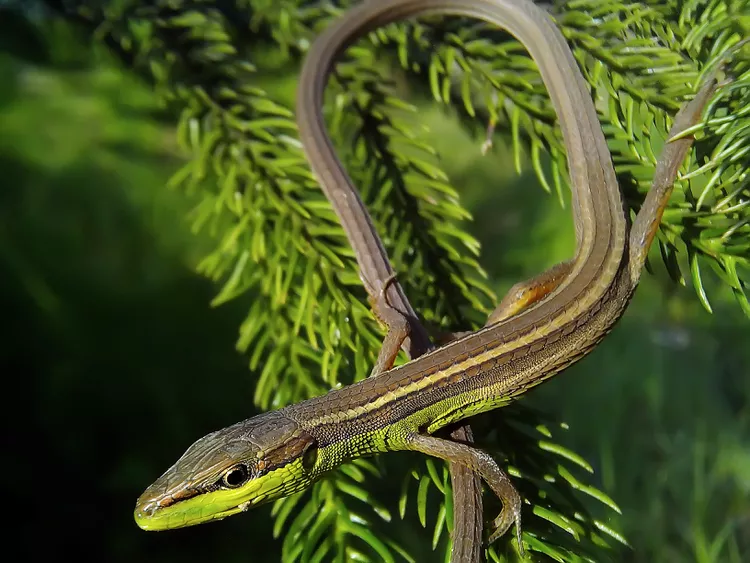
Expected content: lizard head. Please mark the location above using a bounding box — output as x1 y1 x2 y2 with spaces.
134 411 318 531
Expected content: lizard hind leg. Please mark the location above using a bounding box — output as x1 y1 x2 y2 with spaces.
487 260 575 325
433 260 575 347
368 274 413 376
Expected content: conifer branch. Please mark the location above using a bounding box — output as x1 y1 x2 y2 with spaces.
41 0 749 560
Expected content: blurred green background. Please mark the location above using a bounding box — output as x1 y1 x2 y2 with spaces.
2 7 748 563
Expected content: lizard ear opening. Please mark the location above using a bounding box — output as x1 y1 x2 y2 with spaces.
302 439 319 472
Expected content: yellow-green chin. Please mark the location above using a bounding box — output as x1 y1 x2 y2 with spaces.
134 459 314 531
134 487 261 531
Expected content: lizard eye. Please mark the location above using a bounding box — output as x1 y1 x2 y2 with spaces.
221 465 250 488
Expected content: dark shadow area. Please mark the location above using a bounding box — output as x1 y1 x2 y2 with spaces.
0 152 277 562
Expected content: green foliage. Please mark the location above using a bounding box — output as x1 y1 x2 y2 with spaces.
38 0 749 561
374 0 749 315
